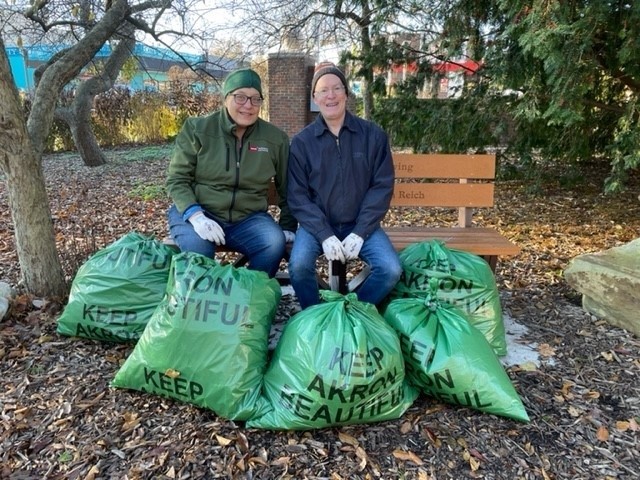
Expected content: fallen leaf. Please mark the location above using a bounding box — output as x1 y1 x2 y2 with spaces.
600 351 614 361
567 406 582 417
518 361 538 372
615 421 630 431
248 456 268 466
469 455 480 471
355 446 368 471
164 369 180 379
539 343 556 357
469 448 487 462
271 456 290 467
584 390 600 400
338 432 359 447
561 381 574 397
121 411 139 431
236 431 249 452
597 425 609 442
423 426 441 448
83 465 100 480
424 404 446 414
216 435 233 446
400 421 413 434
392 449 423 465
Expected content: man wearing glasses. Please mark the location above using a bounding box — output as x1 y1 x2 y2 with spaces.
287 62 401 309
166 68 296 278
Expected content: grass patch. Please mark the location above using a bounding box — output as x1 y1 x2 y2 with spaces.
128 182 167 201
112 144 173 164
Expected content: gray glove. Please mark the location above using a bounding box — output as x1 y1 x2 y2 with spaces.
283 230 296 243
322 235 346 263
189 211 225 245
342 233 363 260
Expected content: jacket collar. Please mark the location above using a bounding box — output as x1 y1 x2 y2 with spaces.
220 107 257 138
313 110 357 137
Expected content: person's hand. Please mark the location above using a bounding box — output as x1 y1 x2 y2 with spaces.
283 230 296 243
189 211 225 245
322 235 346 263
342 233 363 260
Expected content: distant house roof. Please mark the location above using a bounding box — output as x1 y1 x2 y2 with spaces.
6 42 238 78
123 45 238 78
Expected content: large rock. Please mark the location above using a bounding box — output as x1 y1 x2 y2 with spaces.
0 281 12 320
564 239 640 336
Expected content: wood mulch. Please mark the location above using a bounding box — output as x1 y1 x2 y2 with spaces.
0 146 639 479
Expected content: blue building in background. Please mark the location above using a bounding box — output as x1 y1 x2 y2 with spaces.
5 43 237 92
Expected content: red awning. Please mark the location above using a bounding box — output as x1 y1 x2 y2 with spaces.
432 60 481 74
385 59 481 75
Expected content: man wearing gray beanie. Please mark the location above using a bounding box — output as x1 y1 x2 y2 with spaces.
287 61 401 309
165 68 297 277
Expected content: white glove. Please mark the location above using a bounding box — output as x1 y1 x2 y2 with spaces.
342 233 364 260
322 235 346 263
283 230 296 243
188 211 225 245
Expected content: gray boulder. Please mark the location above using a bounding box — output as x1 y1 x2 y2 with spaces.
564 238 640 336
0 281 12 320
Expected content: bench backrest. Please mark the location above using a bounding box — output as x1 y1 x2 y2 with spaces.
392 153 496 227
269 153 497 228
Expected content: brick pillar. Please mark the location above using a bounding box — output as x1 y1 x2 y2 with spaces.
266 53 316 138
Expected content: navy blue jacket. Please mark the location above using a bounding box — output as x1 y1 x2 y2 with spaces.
287 111 394 242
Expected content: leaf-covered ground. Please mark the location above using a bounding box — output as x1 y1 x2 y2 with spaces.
1 146 639 479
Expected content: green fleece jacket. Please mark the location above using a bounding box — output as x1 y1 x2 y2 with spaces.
166 109 297 231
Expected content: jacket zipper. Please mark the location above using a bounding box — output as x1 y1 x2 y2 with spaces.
229 136 243 222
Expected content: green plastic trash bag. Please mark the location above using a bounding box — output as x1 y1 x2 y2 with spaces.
383 287 529 422
111 252 281 420
57 232 176 342
389 240 507 356
247 291 419 430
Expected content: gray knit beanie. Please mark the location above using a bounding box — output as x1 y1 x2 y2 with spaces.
311 61 348 95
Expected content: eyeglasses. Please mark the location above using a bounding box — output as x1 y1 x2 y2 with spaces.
230 94 263 106
314 85 346 99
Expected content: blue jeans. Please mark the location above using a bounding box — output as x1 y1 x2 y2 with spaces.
167 205 286 278
289 225 402 309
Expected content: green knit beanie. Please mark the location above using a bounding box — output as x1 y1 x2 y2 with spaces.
222 68 263 97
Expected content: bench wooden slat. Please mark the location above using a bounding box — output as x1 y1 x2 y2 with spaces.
391 183 495 208
383 227 520 257
394 153 496 179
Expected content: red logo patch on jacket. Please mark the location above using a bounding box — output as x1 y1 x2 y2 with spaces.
249 144 269 153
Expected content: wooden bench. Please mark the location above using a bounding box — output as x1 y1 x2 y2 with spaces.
165 153 519 293
328 153 520 293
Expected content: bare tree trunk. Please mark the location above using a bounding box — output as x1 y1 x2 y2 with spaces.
360 9 374 121
58 23 136 167
0 40 66 298
71 113 109 166
0 1 131 297
27 0 131 156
